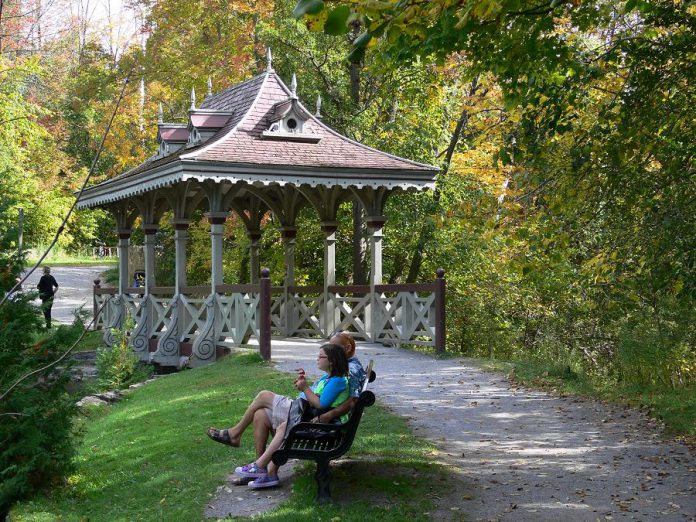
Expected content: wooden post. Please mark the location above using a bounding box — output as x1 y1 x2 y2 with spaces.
434 268 446 354
321 222 338 337
171 220 190 290
143 225 159 291
117 229 131 294
259 268 271 360
206 213 228 291
249 231 262 284
281 227 297 336
366 217 386 342
93 279 101 330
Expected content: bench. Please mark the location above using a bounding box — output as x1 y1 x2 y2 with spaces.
271 362 376 502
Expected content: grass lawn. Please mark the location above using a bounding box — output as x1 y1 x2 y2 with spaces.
33 328 104 353
26 245 117 267
12 353 448 521
481 359 696 439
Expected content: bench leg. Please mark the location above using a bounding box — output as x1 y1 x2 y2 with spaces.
315 460 331 503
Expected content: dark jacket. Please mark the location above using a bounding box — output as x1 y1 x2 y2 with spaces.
37 274 58 299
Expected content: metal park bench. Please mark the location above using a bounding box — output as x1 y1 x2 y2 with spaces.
271 362 376 502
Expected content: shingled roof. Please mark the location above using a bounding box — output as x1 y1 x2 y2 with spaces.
77 69 438 209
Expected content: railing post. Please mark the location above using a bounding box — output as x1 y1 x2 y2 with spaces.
434 268 446 354
93 279 101 330
259 268 272 360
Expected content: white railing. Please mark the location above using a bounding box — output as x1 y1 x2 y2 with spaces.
93 271 446 364
329 286 371 341
216 284 260 346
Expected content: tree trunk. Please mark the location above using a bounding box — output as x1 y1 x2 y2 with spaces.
405 76 481 282
405 219 433 283
352 199 367 285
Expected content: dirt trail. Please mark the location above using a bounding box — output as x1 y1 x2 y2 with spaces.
267 339 694 521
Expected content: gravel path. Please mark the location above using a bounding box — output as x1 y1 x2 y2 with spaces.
208 338 695 521
22 265 111 324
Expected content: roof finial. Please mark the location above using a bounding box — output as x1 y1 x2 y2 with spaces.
266 48 273 72
315 94 322 119
207 77 213 98
190 87 196 110
290 73 297 99
158 102 163 123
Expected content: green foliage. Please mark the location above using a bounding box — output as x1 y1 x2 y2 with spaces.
0 243 78 519
95 318 140 390
287 0 696 396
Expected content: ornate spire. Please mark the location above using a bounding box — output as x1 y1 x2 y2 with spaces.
315 94 322 119
266 48 273 72
207 77 213 98
190 87 196 110
158 102 163 123
290 73 297 99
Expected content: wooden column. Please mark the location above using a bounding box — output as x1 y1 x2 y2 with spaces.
321 221 338 336
133 224 159 359
248 230 262 284
153 218 189 367
366 216 386 342
206 212 228 291
259 268 271 360
117 229 131 294
143 225 159 292
171 219 190 291
281 227 297 336
190 212 228 368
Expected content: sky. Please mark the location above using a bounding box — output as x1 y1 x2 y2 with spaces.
32 0 145 56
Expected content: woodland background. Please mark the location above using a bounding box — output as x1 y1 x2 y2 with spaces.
1 0 694 389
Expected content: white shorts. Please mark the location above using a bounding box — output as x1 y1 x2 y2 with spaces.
269 394 292 429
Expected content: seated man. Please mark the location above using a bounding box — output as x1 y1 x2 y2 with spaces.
207 332 365 481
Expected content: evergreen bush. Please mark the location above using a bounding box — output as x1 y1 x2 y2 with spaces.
0 250 77 521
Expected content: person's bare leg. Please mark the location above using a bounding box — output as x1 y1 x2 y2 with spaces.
255 420 287 473
218 391 275 446
253 408 272 458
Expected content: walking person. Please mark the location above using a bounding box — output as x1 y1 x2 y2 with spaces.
37 266 59 328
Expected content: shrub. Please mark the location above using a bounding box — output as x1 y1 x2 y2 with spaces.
95 317 142 390
0 250 77 521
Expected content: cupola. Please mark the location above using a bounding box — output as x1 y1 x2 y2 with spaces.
262 74 320 143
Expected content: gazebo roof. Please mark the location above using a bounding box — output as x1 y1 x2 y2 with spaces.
77 68 438 209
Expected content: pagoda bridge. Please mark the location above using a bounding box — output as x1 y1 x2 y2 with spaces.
78 53 444 367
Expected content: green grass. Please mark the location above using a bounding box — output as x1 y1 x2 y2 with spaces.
33 328 103 353
71 330 104 352
481 358 696 439
101 266 119 286
11 353 449 521
26 245 117 267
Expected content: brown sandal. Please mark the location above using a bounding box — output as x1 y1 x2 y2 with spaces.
207 427 239 447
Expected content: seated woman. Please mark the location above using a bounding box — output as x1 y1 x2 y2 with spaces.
207 343 349 489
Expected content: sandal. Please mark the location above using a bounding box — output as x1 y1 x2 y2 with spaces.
207 427 239 447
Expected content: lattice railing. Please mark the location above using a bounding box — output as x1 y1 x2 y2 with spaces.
179 288 208 342
328 285 371 341
374 284 437 347
93 270 446 358
270 287 285 336
284 285 324 338
149 287 176 342
216 284 261 346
